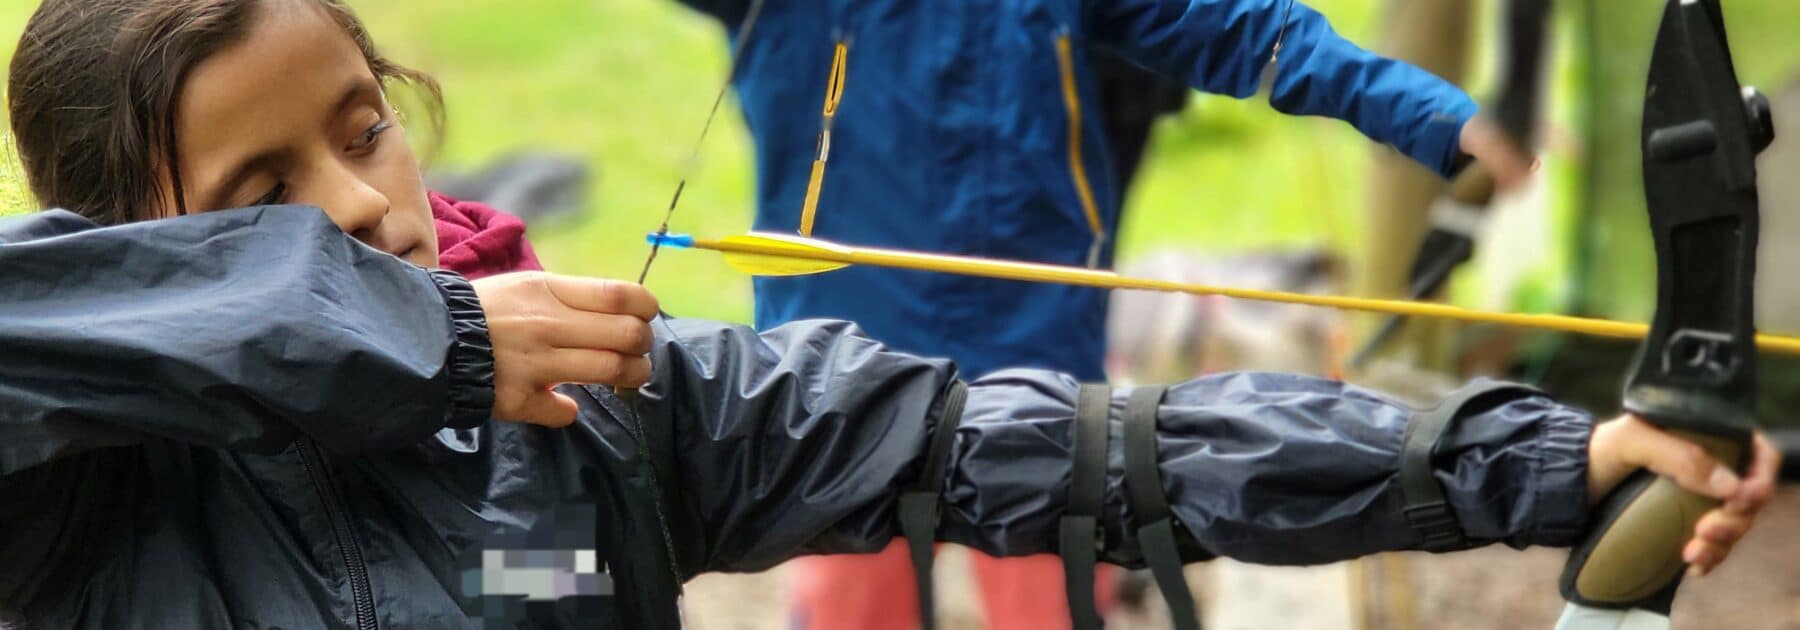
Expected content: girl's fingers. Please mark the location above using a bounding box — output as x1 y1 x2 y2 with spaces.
544 348 653 389
1727 433 1781 513
1616 418 1741 500
539 311 655 356
545 275 660 322
1683 538 1723 577
1695 509 1751 547
1683 498 1760 578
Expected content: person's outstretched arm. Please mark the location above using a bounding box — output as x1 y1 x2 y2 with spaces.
575 318 1592 574
671 0 755 24
0 207 492 472
1087 0 1477 176
949 371 1585 564
556 316 1772 629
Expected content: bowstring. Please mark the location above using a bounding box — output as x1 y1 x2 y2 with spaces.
616 0 767 614
638 0 769 285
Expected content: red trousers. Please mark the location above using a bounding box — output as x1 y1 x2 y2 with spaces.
789 540 1117 630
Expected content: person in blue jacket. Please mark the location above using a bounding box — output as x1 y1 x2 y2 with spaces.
669 1 1536 626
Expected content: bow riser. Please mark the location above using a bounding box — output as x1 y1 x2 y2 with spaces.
1558 0 1770 622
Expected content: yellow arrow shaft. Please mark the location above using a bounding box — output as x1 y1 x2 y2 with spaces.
692 235 1800 356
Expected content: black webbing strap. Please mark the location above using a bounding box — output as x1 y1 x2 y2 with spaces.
1123 386 1200 630
1401 381 1539 552
1061 384 1112 630
898 381 968 630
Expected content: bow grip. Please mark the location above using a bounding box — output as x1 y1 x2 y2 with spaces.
1557 425 1747 613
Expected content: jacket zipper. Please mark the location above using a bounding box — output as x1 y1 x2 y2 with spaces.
1053 33 1108 269
296 438 379 630
798 39 851 236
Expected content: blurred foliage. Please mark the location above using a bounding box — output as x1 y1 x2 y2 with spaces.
0 0 1794 333
1576 2 1800 322
353 0 1388 325
1 0 29 214
0 0 1383 325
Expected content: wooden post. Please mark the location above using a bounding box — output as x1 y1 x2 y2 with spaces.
1353 0 1476 371
1352 2 1475 629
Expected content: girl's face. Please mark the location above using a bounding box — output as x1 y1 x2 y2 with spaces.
165 0 437 267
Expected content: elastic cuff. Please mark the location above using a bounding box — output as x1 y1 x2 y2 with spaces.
430 269 496 430
1415 99 1481 178
1530 407 1595 546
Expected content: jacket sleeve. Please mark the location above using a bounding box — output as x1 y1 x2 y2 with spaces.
1087 0 1479 176
0 207 495 475
671 0 754 24
946 371 1591 565
581 317 1590 575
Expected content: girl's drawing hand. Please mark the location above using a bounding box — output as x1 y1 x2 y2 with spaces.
473 272 659 427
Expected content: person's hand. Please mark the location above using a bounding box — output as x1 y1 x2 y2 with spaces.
472 272 658 428
1458 114 1537 192
1586 415 1782 577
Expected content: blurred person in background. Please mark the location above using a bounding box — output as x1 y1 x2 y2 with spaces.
668 1 1534 628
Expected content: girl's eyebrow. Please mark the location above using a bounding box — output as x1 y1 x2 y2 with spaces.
326 75 386 134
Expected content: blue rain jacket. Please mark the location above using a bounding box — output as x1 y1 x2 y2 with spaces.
681 0 1478 380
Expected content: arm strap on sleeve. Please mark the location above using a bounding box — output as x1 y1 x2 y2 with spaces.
1062 384 1112 630
897 380 969 630
1401 381 1541 552
1123 385 1201 630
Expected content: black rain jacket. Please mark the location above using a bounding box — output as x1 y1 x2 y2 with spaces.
0 207 1593 629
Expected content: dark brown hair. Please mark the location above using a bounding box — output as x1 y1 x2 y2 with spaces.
7 0 442 225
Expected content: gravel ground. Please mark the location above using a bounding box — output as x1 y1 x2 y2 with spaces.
684 489 1800 629
1412 487 1800 630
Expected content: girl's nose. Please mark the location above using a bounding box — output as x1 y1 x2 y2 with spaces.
320 167 390 241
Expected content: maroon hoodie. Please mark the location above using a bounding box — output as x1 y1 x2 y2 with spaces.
430 192 544 277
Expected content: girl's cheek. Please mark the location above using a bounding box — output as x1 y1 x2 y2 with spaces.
370 142 435 234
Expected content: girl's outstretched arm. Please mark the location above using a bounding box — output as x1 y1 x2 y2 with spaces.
0 207 492 474
568 317 1591 578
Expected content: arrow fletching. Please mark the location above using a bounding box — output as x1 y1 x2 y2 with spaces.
716 233 853 276
648 232 852 276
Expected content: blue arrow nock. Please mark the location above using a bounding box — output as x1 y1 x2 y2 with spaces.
645 232 696 248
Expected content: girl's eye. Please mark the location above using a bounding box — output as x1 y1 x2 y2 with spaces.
352 119 394 151
253 182 287 206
